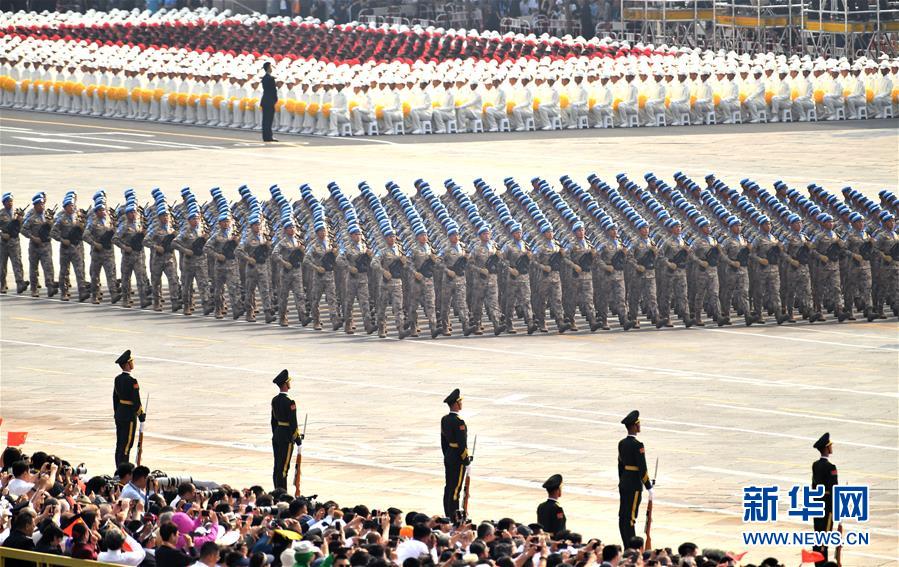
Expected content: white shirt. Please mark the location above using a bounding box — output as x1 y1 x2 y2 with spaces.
396 539 435 565
7 478 35 498
97 534 146 566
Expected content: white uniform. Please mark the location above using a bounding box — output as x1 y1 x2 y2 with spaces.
455 87 482 132
327 88 350 136
666 79 690 125
742 76 767 123
587 79 613 127
480 86 506 132
615 79 638 126
789 74 815 121
431 87 455 133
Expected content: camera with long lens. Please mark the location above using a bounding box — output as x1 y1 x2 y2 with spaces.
152 474 193 490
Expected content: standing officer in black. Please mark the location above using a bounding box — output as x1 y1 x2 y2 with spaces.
618 410 653 547
260 62 278 142
113 350 145 467
440 388 470 519
812 432 838 566
271 369 302 490
536 474 567 536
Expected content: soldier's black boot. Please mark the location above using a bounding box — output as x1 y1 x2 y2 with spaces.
557 322 570 334
837 308 850 322
265 310 276 324
745 314 754 326
865 308 876 322
16 281 28 294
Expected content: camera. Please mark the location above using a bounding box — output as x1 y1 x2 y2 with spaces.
255 506 276 515
153 475 193 490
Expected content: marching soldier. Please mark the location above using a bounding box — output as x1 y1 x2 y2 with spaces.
812 214 849 322
305 223 341 331
628 221 660 328
468 225 504 336
339 224 373 334
657 219 689 327
533 225 570 333
690 218 728 326
113 349 145 467
271 369 303 491
565 222 601 332
408 225 440 338
439 224 472 336
751 217 786 324
596 221 633 330
783 215 815 322
174 206 213 316
237 214 275 323
618 410 653 548
874 212 898 318
205 213 243 320
51 192 90 303
114 203 152 309
145 205 181 313
273 218 311 327
501 223 536 334
811 433 838 566
440 388 470 519
20 193 57 298
376 228 409 339
721 218 754 326
845 213 876 321
536 474 567 536
83 201 120 305
0 192 27 295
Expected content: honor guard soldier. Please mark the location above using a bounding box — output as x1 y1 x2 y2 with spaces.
113 350 145 466
618 410 653 547
536 474 567 536
271 369 303 491
812 433 838 566
441 388 470 519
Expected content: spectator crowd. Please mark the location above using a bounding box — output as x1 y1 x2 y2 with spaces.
0 447 794 567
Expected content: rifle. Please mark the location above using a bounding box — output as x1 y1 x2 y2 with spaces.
294 414 308 497
835 522 843 567
136 394 149 466
644 457 658 550
460 435 477 521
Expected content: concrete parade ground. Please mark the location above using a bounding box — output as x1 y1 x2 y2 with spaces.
0 109 897 566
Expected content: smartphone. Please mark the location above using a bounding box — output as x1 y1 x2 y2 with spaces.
201 510 210 518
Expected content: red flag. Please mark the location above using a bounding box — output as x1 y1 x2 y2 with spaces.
7 432 27 446
122 540 133 552
727 551 748 561
801 550 825 564
63 517 86 537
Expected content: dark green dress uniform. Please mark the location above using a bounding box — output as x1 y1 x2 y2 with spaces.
271 369 301 490
812 433 838 566
113 350 144 467
618 411 652 546
536 474 566 536
441 389 469 518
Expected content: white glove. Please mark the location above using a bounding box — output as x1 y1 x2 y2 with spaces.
647 488 654 501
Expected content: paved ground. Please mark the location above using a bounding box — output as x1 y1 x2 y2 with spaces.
1 109 897 566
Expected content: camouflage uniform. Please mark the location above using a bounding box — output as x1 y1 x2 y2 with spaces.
205 227 242 319
408 240 439 337
439 240 471 334
628 235 660 324
690 233 723 324
305 237 340 330
375 243 407 337
469 238 503 334
51 210 88 301
145 220 181 311
20 207 55 296
596 237 630 328
751 232 784 320
783 229 814 320
874 227 899 316
565 237 599 329
845 227 874 318
0 205 25 292
812 229 845 316
273 233 309 326
83 211 119 303
501 238 534 332
237 230 274 322
114 219 150 307
534 236 566 331
657 234 689 324
174 222 212 315
339 239 373 333
721 233 751 321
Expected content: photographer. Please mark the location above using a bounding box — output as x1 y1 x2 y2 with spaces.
122 466 155 501
171 483 197 510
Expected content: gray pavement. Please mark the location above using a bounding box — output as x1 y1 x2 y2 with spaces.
1 108 897 566
0 293 897 565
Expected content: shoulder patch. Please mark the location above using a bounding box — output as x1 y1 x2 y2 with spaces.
831 469 838 475
557 512 564 519
460 424 466 430
639 447 645 453
290 403 296 410
133 383 140 388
